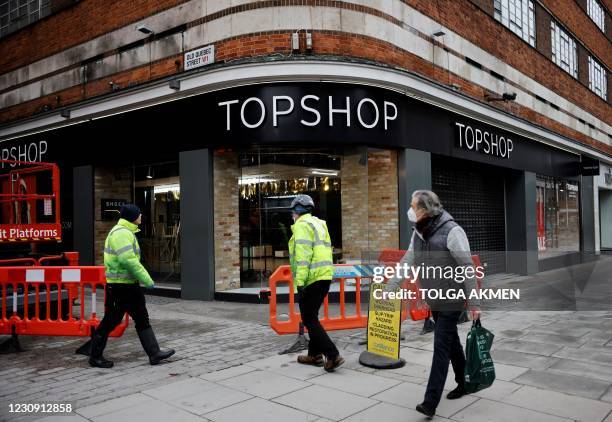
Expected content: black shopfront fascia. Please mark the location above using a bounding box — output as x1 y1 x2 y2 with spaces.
2 81 593 291
4 82 584 176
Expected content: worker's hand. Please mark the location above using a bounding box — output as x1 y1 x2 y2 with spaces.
144 283 155 290
468 306 481 321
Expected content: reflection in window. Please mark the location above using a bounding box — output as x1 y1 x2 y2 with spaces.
494 0 536 46
536 175 580 259
134 162 181 285
587 0 605 32
551 21 578 78
588 56 607 100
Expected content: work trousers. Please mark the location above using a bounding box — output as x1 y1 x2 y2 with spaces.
298 280 339 359
423 311 466 409
95 283 151 337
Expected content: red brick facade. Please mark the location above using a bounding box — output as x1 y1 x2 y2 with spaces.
0 0 609 155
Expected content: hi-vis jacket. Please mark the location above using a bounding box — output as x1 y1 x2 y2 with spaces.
103 218 154 287
289 213 334 291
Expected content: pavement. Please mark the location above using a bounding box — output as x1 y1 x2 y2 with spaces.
1 255 612 422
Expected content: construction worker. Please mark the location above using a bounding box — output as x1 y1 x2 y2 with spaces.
289 194 344 372
88 204 175 368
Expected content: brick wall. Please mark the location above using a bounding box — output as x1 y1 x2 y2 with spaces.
341 153 369 261
367 150 399 253
0 0 190 74
341 150 399 261
1 31 609 155
93 166 132 265
213 150 240 291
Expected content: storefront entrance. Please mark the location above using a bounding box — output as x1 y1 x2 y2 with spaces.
213 146 400 293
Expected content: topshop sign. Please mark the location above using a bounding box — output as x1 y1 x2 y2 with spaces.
218 95 398 131
455 121 514 159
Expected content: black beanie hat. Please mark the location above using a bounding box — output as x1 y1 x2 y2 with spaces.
120 204 141 223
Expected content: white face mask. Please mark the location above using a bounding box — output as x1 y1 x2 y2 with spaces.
407 207 417 223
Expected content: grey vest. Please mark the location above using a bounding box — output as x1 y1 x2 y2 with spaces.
412 211 466 311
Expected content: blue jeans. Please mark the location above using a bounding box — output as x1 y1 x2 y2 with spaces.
424 311 466 409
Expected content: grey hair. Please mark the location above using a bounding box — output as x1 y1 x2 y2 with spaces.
411 190 443 217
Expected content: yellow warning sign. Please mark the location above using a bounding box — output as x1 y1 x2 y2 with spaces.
367 282 402 360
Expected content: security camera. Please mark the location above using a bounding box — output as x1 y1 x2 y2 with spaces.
136 24 154 35
502 92 517 101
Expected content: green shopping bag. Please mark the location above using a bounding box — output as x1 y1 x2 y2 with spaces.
464 319 495 393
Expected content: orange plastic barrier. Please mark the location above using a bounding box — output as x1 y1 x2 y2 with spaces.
402 253 484 321
268 265 368 335
268 250 484 333
0 266 128 338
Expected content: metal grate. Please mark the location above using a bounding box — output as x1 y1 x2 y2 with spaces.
432 156 507 274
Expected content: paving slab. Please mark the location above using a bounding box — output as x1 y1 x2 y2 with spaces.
395 347 434 367
77 393 153 419
308 368 401 397
89 396 205 422
513 369 611 399
553 346 612 365
35 415 90 422
199 364 258 382
548 358 612 383
493 363 529 381
602 386 612 403
272 385 377 421
452 398 572 422
503 386 612 422
143 377 252 415
342 402 453 422
494 339 563 356
522 332 587 348
205 397 318 422
245 353 328 381
370 381 478 419
492 349 558 370
473 379 522 401
218 369 310 400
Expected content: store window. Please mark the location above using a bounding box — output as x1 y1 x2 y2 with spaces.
494 0 535 46
588 56 607 100
134 162 181 286
213 147 399 292
587 0 605 32
551 21 578 78
536 175 580 259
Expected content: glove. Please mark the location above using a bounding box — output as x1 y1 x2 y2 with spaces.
143 282 155 290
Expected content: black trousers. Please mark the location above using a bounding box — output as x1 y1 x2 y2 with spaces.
96 283 151 337
298 280 339 359
424 311 466 409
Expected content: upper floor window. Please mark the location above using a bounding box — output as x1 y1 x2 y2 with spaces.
551 21 578 78
587 0 605 32
588 56 607 100
494 0 536 46
0 0 51 38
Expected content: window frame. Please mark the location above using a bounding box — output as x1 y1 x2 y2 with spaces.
550 20 578 79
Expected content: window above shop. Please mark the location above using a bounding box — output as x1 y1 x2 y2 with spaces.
550 21 578 79
0 0 50 38
588 56 608 100
587 0 606 32
494 0 536 47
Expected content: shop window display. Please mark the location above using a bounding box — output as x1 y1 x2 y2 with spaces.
536 175 580 259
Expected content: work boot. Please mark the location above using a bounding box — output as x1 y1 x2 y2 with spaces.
446 384 467 400
88 332 113 369
416 402 435 418
137 327 175 365
297 354 324 366
324 355 345 372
